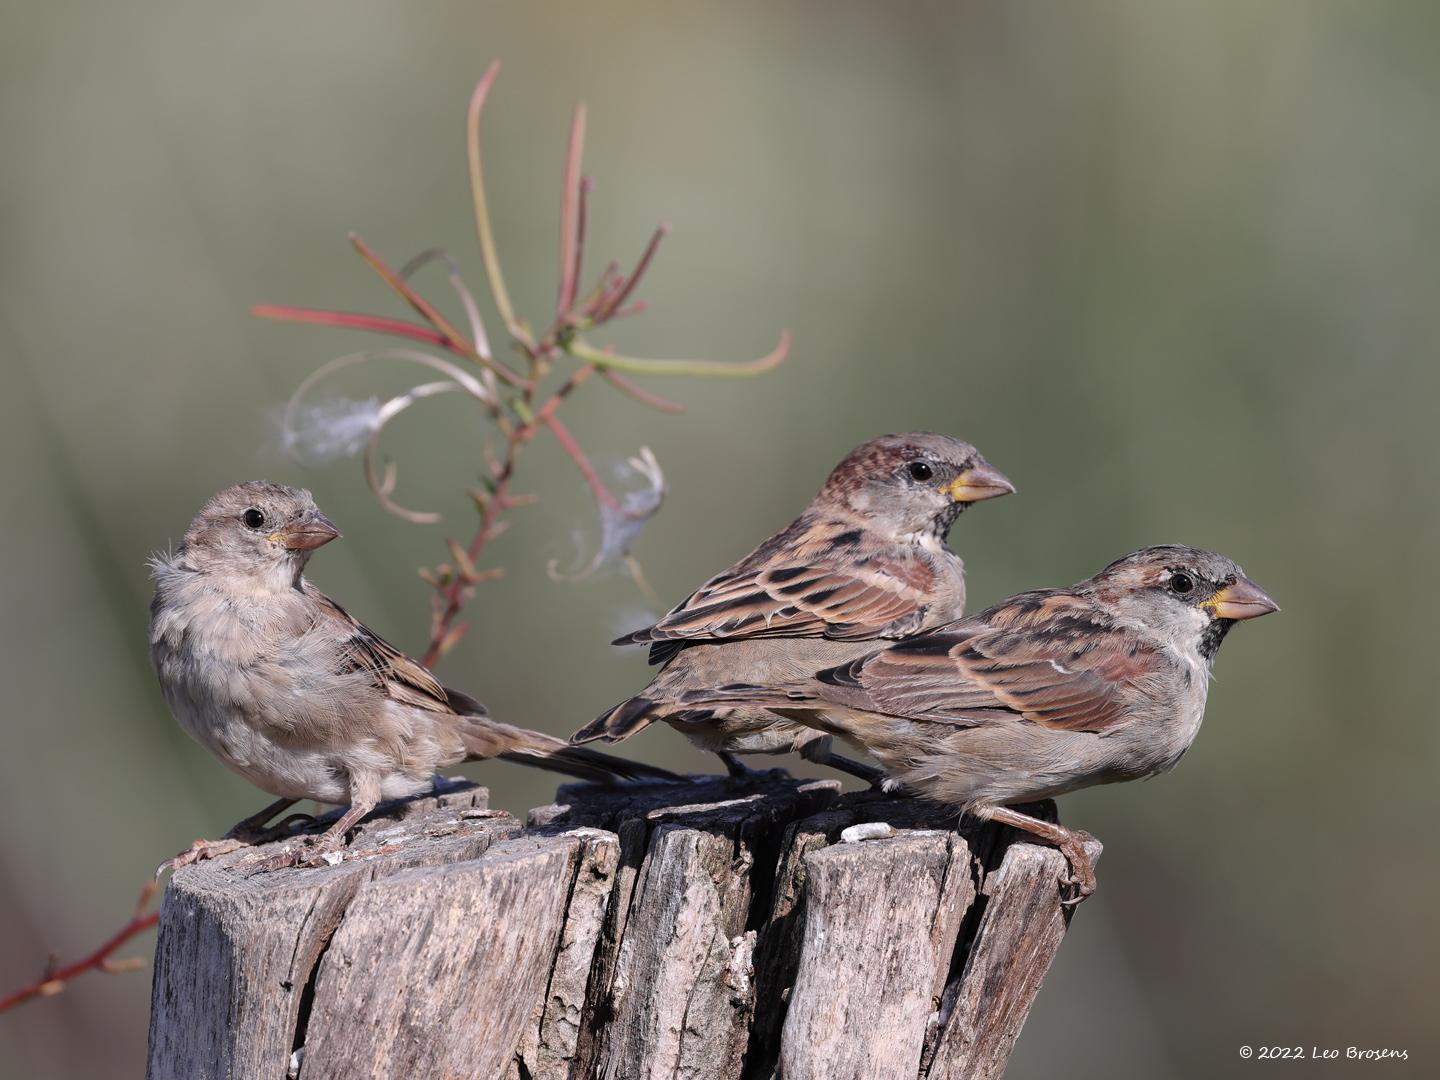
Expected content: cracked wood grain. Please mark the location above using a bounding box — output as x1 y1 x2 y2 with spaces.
147 775 1096 1080
777 831 976 1080
300 836 580 1079
926 835 1103 1080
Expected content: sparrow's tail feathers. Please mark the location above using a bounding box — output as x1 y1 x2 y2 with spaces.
570 696 662 744
497 742 683 786
611 625 658 648
469 721 681 785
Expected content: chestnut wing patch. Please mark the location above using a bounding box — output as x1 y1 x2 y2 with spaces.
612 516 945 660
829 592 1150 733
621 558 936 652
667 563 928 637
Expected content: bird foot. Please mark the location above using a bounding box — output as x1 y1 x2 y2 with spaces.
155 837 250 879
825 754 888 789
240 837 333 874
154 811 325 878
239 818 359 874
1056 830 1099 906
795 737 887 789
716 752 790 784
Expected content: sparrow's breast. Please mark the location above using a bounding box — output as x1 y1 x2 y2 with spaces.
910 542 967 629
150 581 357 802
1133 680 1211 779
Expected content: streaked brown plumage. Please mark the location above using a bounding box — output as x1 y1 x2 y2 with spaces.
151 481 677 872
573 433 1014 779
668 545 1279 901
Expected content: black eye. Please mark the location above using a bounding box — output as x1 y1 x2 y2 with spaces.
242 508 266 530
907 461 934 482
1169 572 1194 595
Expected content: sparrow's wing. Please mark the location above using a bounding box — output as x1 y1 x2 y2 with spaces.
616 517 942 659
309 588 484 715
819 590 1154 733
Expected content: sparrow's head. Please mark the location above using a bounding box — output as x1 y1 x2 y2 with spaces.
1086 545 1278 661
178 481 340 582
817 432 1014 538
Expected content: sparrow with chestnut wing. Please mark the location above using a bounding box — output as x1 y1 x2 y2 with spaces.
572 433 1014 782
670 545 1278 902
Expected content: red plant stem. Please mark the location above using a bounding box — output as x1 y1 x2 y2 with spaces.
529 365 618 511
251 305 459 353
420 361 621 666
422 452 515 669
605 300 650 321
349 234 531 390
534 362 595 424
556 104 587 316
598 224 668 318
600 369 687 414
569 177 593 320
544 414 620 511
0 890 159 1013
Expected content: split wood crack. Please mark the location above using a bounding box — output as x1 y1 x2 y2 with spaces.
146 773 1098 1080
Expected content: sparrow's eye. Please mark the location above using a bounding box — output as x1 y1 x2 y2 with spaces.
907 461 934 482
1169 572 1195 595
242 508 266 530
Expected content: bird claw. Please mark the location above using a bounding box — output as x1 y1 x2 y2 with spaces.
241 842 312 874
155 837 249 880
238 829 351 874
154 810 323 879
1059 884 1093 907
1056 830 1099 906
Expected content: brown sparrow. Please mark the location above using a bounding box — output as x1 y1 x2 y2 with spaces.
666 545 1278 902
150 481 677 871
572 433 1014 780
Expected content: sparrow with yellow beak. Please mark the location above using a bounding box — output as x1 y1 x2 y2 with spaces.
573 433 1014 781
668 544 1278 902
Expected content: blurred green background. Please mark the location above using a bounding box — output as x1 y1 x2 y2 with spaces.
2 2 1436 1077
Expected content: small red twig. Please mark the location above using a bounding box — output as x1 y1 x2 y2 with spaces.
3 55 793 1023
596 224 668 319
545 414 620 512
417 366 612 667
421 453 515 668
570 176 593 318
252 305 457 353
556 104 587 316
348 233 530 390
0 882 159 1014
266 62 788 669
601 369 687 414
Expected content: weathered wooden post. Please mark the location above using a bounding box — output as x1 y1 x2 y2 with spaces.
147 775 1097 1080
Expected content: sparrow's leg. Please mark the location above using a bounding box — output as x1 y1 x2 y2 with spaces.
308 800 374 857
155 796 304 878
716 751 772 779
796 735 886 788
986 805 1098 905
226 796 303 840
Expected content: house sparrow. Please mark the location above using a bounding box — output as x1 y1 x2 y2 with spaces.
572 433 1014 781
150 481 677 871
665 545 1278 902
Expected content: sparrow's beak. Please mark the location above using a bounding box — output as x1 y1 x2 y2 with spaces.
941 461 1017 503
1206 577 1279 621
270 511 341 551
